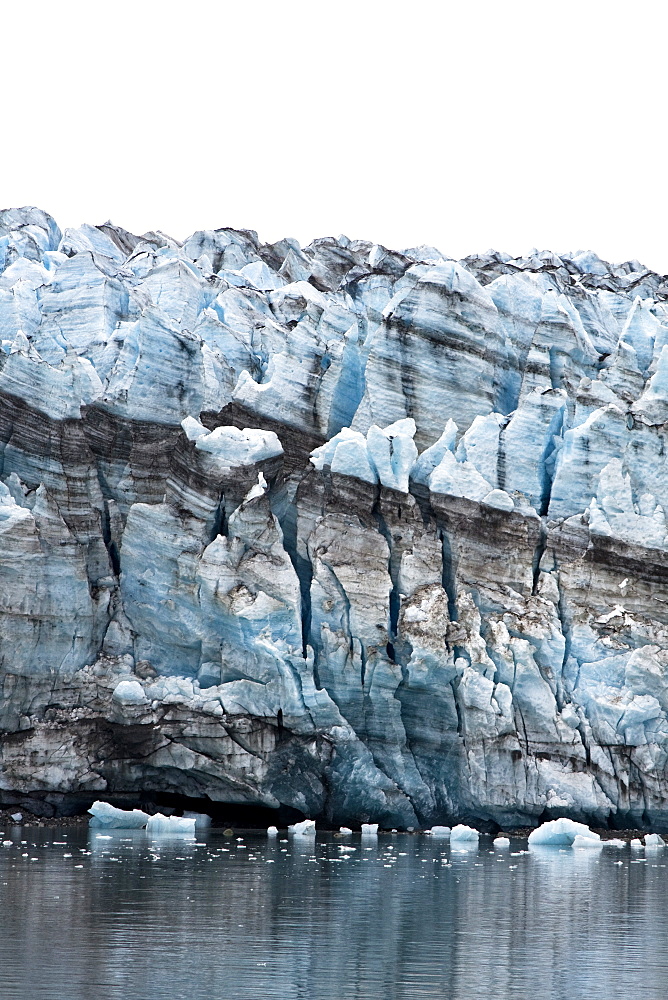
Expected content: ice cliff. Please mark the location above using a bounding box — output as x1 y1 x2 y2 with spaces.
3 205 668 828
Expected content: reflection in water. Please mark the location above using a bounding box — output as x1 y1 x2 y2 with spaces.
1 828 668 999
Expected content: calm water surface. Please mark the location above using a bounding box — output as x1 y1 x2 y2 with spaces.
1 825 667 999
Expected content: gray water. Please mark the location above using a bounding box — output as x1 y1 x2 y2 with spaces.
1 827 667 1000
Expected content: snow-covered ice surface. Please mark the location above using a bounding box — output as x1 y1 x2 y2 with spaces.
5 207 668 829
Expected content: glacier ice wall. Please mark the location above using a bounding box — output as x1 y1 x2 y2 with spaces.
3 206 668 827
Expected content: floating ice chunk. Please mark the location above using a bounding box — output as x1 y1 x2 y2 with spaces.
604 839 626 848
288 819 316 836
572 834 603 849
339 827 352 835
88 801 149 829
493 837 510 848
630 838 643 848
10 812 22 823
425 826 451 837
450 824 480 842
361 823 379 836
183 811 211 828
146 813 196 835
112 680 148 706
266 826 278 836
528 818 600 846
644 833 665 847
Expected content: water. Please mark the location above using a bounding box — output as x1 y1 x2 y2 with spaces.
1 827 667 1000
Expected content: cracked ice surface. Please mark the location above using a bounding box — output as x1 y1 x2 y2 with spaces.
4 207 668 828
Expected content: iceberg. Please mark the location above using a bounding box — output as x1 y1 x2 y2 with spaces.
528 819 600 847
267 825 278 836
644 833 665 847
361 823 379 836
572 834 603 849
493 837 510 848
425 826 451 837
450 824 479 843
288 820 316 837
88 801 149 829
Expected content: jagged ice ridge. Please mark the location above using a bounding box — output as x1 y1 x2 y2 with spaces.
2 205 668 828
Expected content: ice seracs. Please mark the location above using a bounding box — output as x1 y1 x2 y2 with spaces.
5 207 668 833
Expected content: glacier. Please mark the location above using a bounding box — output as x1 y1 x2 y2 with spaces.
3 207 668 829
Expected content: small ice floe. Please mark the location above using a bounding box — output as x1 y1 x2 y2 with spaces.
528 818 600 847
361 823 379 836
424 826 451 838
339 827 352 835
266 826 278 836
288 820 316 837
604 839 626 848
572 834 603 849
493 837 510 848
146 813 196 835
644 833 666 847
450 824 479 843
88 801 149 830
10 813 22 823
630 838 643 848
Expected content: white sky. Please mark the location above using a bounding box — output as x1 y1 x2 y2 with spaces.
3 1 667 271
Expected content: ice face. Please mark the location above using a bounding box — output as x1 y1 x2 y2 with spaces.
5 209 668 832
